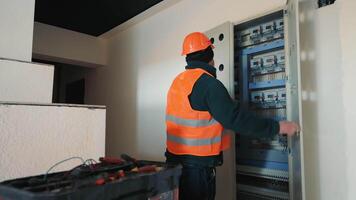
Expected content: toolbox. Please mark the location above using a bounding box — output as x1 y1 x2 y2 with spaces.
0 155 181 200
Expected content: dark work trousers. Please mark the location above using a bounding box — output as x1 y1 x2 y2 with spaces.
178 165 216 200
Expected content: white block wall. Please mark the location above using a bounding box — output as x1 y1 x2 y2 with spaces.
0 0 35 62
0 59 54 103
0 103 106 181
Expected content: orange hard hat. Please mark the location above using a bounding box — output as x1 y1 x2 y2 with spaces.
181 32 214 56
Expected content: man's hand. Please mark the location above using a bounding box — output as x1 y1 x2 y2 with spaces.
279 121 300 136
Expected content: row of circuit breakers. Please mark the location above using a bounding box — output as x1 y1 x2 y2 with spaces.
235 13 290 200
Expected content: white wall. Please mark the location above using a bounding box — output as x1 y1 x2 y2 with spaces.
33 22 108 68
299 0 356 199
0 59 54 103
0 0 35 61
339 1 356 199
0 103 106 181
85 0 286 199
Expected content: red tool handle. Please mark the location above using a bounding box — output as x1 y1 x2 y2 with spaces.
120 154 137 163
138 165 157 173
95 178 105 185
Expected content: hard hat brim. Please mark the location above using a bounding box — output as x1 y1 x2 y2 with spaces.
181 44 215 56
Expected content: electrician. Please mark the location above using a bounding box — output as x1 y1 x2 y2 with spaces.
165 32 299 200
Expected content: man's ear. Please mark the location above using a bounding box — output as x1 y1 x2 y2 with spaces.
209 59 215 67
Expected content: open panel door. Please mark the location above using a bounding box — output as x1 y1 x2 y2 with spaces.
285 0 305 199
205 22 234 96
205 22 236 200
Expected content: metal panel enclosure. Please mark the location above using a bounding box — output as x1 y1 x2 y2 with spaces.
203 1 305 199
205 22 236 200
285 0 304 199
235 10 290 199
232 1 304 199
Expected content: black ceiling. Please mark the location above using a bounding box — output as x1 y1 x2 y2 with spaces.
34 0 164 36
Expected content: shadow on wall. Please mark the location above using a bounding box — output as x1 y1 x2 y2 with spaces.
85 32 139 159
86 18 187 161
135 58 184 161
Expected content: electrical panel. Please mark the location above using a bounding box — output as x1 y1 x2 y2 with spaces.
236 17 284 48
234 11 290 199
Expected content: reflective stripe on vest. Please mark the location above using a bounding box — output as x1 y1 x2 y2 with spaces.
167 133 221 146
166 68 231 156
167 130 230 146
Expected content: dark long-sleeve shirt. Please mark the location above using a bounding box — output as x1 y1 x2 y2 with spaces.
166 61 279 167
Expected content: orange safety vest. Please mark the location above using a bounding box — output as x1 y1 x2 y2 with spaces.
166 68 231 156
